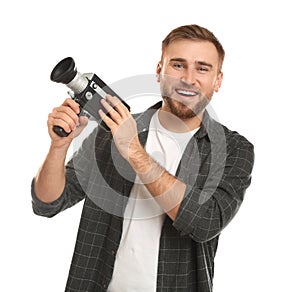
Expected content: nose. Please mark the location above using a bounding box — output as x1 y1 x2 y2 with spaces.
180 67 196 85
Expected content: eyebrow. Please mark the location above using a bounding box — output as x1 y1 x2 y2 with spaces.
170 58 213 68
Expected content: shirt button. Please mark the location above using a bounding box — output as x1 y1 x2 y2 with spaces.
111 250 116 256
102 281 107 289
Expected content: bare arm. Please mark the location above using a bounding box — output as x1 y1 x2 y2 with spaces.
34 144 69 203
128 146 186 220
34 98 87 203
99 95 185 220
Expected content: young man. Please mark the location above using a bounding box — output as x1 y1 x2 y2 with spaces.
32 24 254 291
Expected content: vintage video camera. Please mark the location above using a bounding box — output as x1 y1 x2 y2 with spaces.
50 57 130 137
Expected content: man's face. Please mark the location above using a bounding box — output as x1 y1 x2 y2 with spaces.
157 40 223 119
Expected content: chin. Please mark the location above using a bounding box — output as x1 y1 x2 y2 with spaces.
163 97 204 119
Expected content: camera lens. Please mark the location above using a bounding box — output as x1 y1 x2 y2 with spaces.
50 57 88 94
50 57 77 84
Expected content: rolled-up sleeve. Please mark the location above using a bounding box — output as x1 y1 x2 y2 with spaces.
31 178 69 217
173 133 255 243
31 160 87 218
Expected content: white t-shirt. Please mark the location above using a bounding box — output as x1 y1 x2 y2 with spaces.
107 110 198 292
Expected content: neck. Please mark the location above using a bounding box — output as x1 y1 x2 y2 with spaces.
158 108 203 133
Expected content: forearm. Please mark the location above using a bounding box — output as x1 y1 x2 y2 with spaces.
129 146 186 221
34 144 69 203
98 96 186 219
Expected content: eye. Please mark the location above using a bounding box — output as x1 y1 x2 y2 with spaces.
171 62 185 70
197 66 209 73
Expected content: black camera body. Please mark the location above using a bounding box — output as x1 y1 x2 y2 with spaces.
50 57 130 137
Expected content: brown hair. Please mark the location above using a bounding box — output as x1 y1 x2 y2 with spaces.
162 24 225 71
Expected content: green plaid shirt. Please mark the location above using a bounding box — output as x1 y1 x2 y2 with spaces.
32 102 254 291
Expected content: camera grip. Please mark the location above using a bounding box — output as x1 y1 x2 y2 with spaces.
52 125 70 137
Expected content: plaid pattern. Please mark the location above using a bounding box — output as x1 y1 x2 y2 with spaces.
32 102 254 291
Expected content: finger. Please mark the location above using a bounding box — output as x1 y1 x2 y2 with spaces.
105 95 122 107
100 97 114 113
78 115 89 127
52 107 79 128
48 110 78 133
55 105 79 121
99 109 115 130
74 116 89 135
55 97 80 119
105 95 128 117
62 98 80 114
48 115 73 134
100 99 122 124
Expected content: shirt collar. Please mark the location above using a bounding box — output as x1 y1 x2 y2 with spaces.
135 101 218 141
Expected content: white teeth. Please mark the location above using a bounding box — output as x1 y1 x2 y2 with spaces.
176 89 197 96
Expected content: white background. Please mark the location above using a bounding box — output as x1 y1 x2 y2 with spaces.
1 0 299 291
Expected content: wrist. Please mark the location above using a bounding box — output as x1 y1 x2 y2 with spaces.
49 142 70 160
128 143 148 170
129 146 164 184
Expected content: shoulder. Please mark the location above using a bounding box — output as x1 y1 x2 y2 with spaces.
222 124 254 152
220 123 255 172
203 110 253 150
204 113 254 168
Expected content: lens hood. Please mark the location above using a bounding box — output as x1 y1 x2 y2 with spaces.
50 57 77 85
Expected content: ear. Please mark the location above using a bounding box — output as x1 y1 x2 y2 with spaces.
214 72 223 92
156 62 162 82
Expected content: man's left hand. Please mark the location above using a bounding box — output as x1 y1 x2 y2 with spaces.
99 95 141 161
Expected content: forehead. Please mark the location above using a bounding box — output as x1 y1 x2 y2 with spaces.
163 39 219 65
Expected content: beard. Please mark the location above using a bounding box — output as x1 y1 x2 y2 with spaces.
162 96 209 120
160 77 211 120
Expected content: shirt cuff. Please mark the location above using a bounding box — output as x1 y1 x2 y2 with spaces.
172 187 196 237
31 178 66 217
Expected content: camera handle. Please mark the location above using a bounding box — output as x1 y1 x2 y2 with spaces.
53 125 70 137
52 91 80 137
52 100 92 137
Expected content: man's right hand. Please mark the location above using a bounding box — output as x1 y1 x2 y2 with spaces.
34 98 88 203
47 98 88 148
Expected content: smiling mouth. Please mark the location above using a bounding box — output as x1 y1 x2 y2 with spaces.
175 88 199 97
